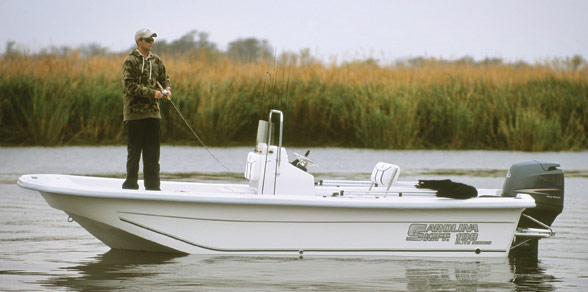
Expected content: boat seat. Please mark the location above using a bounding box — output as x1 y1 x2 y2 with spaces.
369 162 400 192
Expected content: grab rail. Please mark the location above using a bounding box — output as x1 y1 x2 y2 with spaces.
268 110 284 176
262 110 283 195
317 180 419 188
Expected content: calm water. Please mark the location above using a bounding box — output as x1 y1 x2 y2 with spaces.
1 146 587 291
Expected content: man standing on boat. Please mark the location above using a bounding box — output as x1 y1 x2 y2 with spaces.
121 28 171 191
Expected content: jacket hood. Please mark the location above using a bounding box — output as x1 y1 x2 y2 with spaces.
130 49 153 59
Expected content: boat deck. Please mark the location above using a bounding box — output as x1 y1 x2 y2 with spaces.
312 179 502 198
21 174 503 200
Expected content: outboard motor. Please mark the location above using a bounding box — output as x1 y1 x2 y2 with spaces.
503 160 564 229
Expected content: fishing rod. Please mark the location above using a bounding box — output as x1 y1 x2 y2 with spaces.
284 55 293 111
270 47 279 111
156 81 232 172
261 72 271 118
276 53 294 111
280 55 287 110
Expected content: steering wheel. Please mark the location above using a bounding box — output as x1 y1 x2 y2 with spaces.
293 152 318 168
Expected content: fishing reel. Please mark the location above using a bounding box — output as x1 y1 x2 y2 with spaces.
161 89 171 96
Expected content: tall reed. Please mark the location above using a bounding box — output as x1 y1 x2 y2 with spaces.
1 54 586 151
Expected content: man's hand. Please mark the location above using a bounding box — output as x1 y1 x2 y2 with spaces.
164 87 172 100
155 81 171 100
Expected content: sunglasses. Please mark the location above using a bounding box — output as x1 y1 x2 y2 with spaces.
142 38 154 43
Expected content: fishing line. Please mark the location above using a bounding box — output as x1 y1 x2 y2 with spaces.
157 82 232 172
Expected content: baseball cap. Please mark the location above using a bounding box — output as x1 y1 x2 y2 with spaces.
135 29 157 40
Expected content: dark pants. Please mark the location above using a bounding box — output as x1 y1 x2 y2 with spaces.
122 118 161 190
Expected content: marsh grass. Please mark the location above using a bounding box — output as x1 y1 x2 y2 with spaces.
1 54 587 150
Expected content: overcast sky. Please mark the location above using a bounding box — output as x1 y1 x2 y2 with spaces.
3 0 587 63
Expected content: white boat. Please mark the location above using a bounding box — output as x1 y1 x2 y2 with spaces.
17 110 564 258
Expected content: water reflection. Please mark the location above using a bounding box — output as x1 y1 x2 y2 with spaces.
404 260 516 292
39 250 560 292
40 250 184 291
406 263 481 291
509 255 558 292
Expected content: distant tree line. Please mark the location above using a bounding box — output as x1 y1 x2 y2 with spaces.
3 29 587 71
390 55 587 72
3 29 274 63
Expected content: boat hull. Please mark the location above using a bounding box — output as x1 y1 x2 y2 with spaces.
20 175 533 257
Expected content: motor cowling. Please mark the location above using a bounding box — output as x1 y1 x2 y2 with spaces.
502 160 564 228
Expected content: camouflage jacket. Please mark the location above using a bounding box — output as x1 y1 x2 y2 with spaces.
122 49 170 121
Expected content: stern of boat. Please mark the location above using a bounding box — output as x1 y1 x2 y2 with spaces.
502 160 564 255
